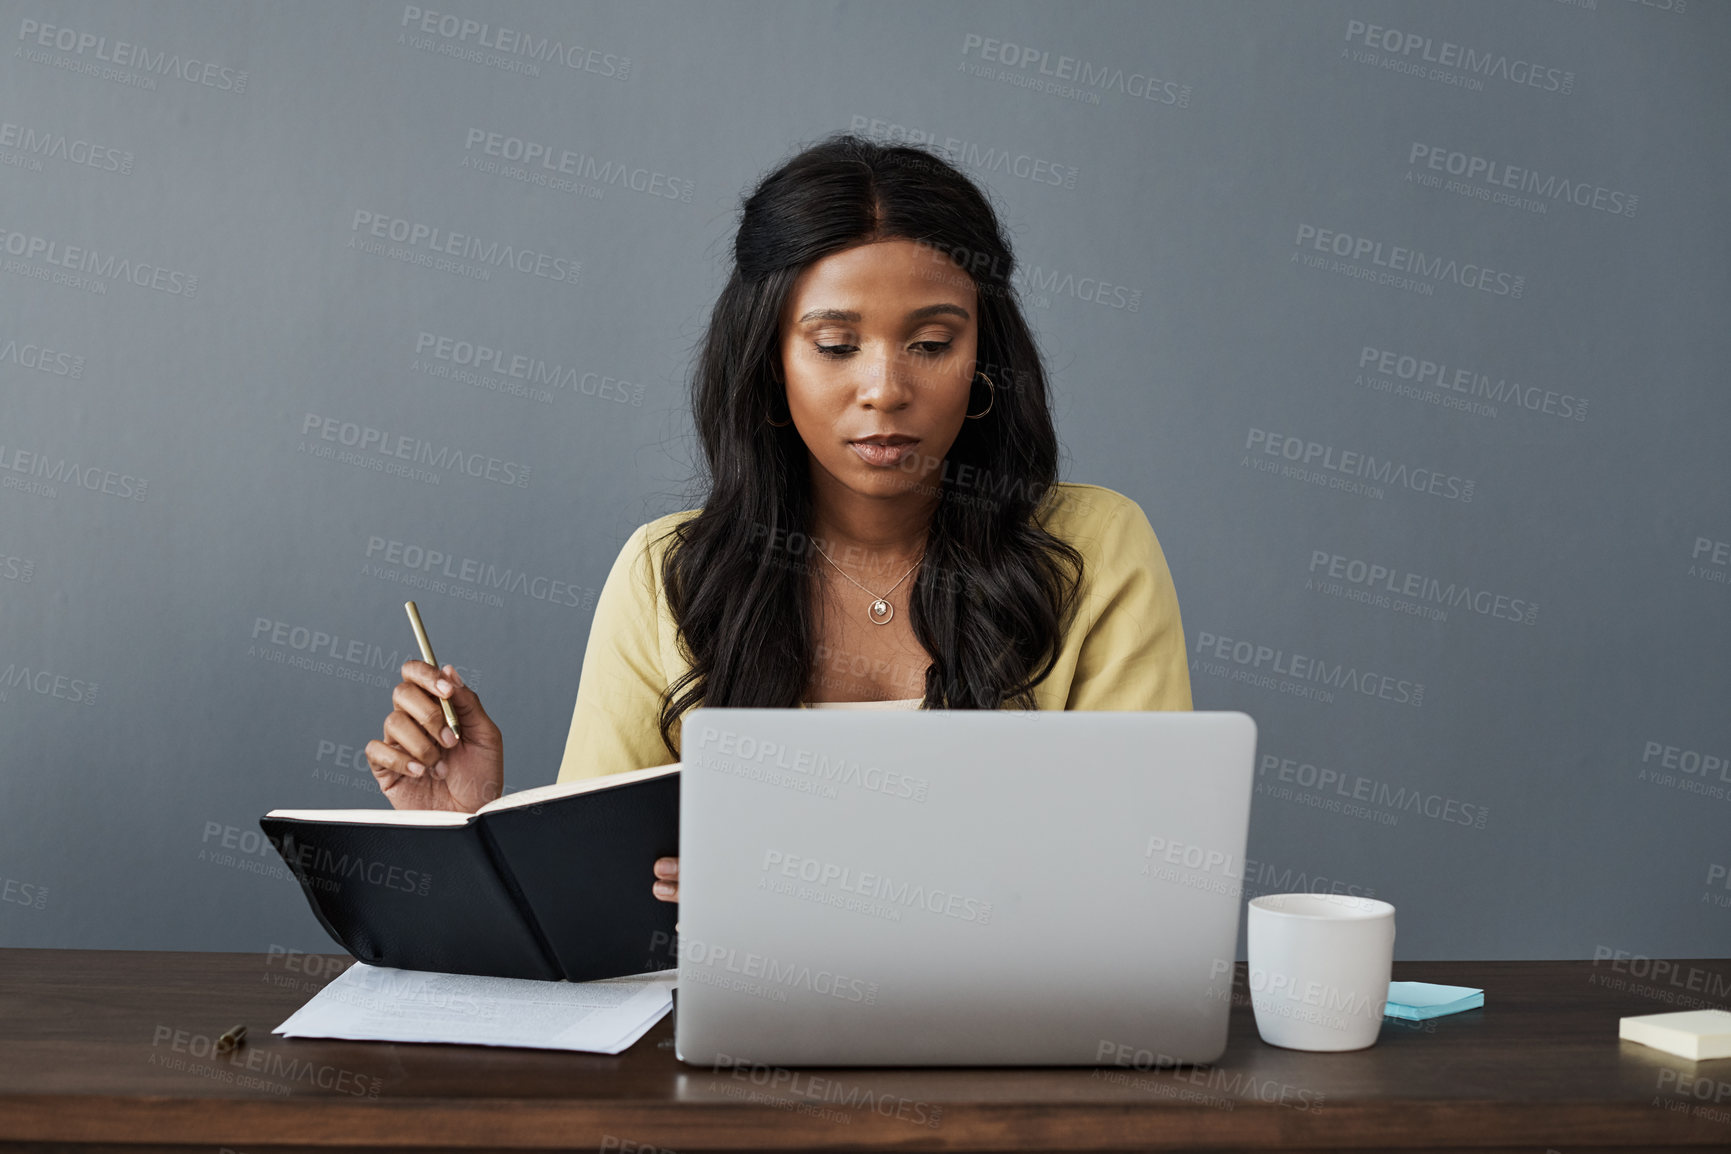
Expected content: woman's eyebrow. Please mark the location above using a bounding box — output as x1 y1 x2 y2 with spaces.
794 303 971 324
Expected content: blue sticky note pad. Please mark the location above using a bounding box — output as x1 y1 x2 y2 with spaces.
1383 981 1484 1020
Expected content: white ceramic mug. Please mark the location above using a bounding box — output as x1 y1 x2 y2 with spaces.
1246 893 1396 1051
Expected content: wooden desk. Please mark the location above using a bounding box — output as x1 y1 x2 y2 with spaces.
1 950 1727 1152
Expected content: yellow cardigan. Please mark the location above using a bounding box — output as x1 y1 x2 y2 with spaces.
556 482 1193 783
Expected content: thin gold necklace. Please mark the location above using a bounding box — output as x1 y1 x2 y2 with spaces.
811 542 923 625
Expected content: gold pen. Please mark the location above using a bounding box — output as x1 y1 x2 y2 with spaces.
404 600 460 742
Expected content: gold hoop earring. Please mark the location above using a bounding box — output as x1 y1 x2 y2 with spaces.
964 372 995 419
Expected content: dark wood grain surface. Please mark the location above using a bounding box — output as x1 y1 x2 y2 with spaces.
1 949 1728 1151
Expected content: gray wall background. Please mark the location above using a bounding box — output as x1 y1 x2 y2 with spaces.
2 0 1726 962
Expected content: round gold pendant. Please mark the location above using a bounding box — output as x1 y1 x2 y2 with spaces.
869 599 893 625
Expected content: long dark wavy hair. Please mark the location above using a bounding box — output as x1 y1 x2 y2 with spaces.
656 132 1082 756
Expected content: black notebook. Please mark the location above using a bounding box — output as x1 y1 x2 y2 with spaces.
260 763 680 982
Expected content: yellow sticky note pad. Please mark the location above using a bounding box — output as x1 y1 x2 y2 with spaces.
1619 1009 1731 1061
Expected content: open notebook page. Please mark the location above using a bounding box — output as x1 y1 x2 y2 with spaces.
264 761 680 826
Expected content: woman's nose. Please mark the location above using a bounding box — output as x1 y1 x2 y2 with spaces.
855 349 917 409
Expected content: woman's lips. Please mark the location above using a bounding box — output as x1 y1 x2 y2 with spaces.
848 438 920 467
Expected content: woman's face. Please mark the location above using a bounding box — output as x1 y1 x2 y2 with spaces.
776 238 979 506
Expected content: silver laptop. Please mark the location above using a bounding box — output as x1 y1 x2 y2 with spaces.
673 708 1257 1066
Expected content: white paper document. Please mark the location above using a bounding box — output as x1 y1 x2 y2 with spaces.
274 963 677 1054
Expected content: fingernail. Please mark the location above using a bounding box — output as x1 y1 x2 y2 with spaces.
441 726 457 747
436 679 453 696
450 668 465 688
653 882 673 897
407 761 425 777
432 761 447 779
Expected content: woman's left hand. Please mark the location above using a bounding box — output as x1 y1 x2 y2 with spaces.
653 856 679 902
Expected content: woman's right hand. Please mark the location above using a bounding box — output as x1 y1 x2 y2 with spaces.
367 661 504 813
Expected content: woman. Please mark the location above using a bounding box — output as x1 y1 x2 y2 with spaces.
365 132 1192 906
